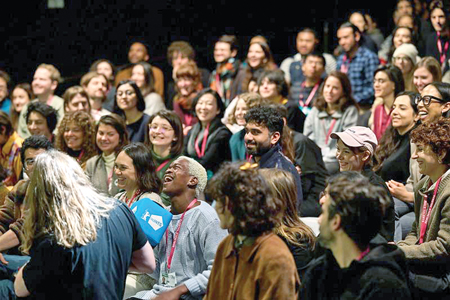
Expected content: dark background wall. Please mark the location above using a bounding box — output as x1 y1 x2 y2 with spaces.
1 0 401 93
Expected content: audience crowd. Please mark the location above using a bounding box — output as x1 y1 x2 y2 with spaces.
0 0 450 298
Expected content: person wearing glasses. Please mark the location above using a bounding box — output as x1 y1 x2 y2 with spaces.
145 110 184 206
392 43 420 92
113 80 150 143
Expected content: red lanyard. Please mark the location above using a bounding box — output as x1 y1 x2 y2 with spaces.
299 82 320 108
76 150 85 163
156 159 171 172
215 73 223 98
340 55 351 74
165 199 198 270
184 114 193 127
194 123 210 158
246 154 253 162
124 189 141 207
107 167 114 189
437 32 449 66
322 119 337 145
357 246 370 261
419 177 442 244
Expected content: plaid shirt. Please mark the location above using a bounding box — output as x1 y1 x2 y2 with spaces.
337 46 379 104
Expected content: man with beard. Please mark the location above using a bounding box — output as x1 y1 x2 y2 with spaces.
302 172 412 300
244 106 303 208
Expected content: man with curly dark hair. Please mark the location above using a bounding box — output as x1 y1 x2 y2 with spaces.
303 172 412 300
204 161 300 300
244 105 303 209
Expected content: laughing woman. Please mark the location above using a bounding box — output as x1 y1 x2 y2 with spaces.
85 114 129 197
185 88 231 177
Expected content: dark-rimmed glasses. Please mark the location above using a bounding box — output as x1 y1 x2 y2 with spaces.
414 95 446 106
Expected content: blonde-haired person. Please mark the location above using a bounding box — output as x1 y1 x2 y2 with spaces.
8 150 155 299
413 56 442 93
17 63 64 139
259 168 316 283
226 92 263 134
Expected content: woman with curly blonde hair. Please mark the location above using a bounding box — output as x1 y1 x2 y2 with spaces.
55 111 96 168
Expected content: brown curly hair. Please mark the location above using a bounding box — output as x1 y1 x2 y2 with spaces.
206 162 283 237
55 111 97 166
411 117 450 164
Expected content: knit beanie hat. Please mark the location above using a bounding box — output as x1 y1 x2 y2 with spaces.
392 43 418 65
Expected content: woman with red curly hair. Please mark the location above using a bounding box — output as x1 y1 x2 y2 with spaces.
397 117 450 298
55 111 96 168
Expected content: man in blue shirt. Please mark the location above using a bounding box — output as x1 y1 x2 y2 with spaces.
336 22 379 106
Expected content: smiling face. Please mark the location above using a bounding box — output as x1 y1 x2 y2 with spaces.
431 8 446 32
27 111 52 139
393 28 412 48
32 68 56 97
234 98 248 126
323 76 344 104
373 71 395 99
176 77 195 97
195 93 220 125
116 83 137 111
214 42 234 64
258 77 279 100
244 122 279 156
412 143 442 177
417 84 450 123
85 76 107 101
67 94 90 113
96 123 120 156
413 67 434 93
149 116 176 149
131 65 146 88
128 42 149 64
11 87 31 113
318 188 335 248
337 27 358 53
336 139 368 172
391 95 418 133
393 55 413 75
114 151 138 192
247 43 266 69
63 121 84 151
163 158 192 196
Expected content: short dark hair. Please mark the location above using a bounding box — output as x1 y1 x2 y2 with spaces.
96 114 129 155
0 111 13 136
20 135 54 166
338 22 361 42
191 88 226 119
374 65 405 97
113 80 146 114
326 172 389 250
217 35 238 52
425 82 450 102
145 110 184 157
26 102 58 133
304 51 326 67
132 62 155 96
206 162 283 237
0 70 11 89
257 69 289 98
121 143 162 194
298 28 319 39
244 106 284 138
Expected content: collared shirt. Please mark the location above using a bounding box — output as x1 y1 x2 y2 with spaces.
336 47 379 105
0 132 23 187
204 233 299 300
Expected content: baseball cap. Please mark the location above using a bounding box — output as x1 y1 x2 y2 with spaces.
330 126 378 155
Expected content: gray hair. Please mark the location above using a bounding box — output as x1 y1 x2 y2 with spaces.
174 156 207 198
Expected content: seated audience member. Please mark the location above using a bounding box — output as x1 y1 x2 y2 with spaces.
115 41 164 97
113 80 150 143
231 41 277 97
185 89 231 177
273 104 328 217
336 22 379 106
0 136 53 293
364 12 385 48
172 61 202 131
302 172 412 299
374 92 418 240
90 59 116 111
348 11 379 54
0 71 11 114
413 56 442 93
131 62 165 116
280 28 336 84
0 112 23 187
129 156 227 300
244 106 303 208
166 41 210 109
330 126 394 242
392 43 420 91
80 71 110 121
425 1 450 72
114 143 164 208
367 65 405 140
85 114 129 197
18 64 64 139
209 35 240 106
259 168 316 282
257 69 289 104
204 162 299 300
388 82 450 221
0 167 9 205
303 71 359 175
10 84 33 131
62 86 91 114
0 150 156 299
55 111 96 168
26 102 58 142
144 110 184 206
397 117 450 298
379 26 415 64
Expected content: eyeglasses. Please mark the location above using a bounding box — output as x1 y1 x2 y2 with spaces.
414 95 446 106
149 124 174 133
393 56 410 63
24 158 35 169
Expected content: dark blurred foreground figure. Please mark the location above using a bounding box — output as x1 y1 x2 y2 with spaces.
302 172 412 300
